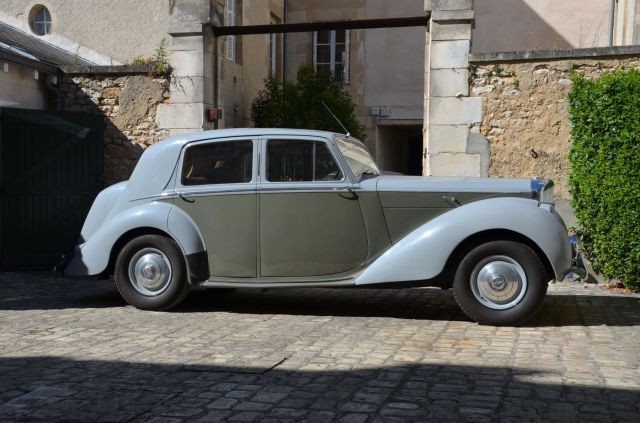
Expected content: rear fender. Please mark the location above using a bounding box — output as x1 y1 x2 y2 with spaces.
355 198 571 285
65 202 207 279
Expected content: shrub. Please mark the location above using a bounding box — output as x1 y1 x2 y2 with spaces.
568 69 640 289
132 39 172 79
251 66 365 140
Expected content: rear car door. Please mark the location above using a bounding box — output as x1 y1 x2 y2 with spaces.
174 137 258 278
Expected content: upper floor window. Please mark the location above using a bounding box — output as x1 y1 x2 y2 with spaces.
182 141 253 186
269 14 282 77
267 140 343 183
29 5 52 36
314 30 350 83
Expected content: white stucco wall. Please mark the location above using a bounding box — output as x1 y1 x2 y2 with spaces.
0 0 170 63
0 64 46 109
473 0 612 53
364 0 424 116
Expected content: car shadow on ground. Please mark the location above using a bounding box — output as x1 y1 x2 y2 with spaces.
0 356 638 422
0 272 125 311
177 287 640 327
1 272 639 327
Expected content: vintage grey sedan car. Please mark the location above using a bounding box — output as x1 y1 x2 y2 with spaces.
65 129 579 325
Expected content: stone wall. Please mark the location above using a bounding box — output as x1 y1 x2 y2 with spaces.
60 70 170 185
470 47 640 199
424 0 488 178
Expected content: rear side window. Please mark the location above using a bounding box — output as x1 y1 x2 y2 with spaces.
267 139 343 182
182 140 253 186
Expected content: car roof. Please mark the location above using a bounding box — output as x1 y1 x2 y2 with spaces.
168 128 340 145
124 129 347 200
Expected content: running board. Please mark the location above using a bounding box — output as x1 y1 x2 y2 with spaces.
200 279 354 289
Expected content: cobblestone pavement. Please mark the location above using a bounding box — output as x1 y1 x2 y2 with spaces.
0 272 639 422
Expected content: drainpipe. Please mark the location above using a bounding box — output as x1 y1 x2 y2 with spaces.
610 0 617 46
213 27 219 130
283 0 287 84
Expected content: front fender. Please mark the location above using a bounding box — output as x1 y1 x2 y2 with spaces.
355 198 571 285
65 202 206 277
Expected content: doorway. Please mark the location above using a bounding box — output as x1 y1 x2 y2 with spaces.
376 125 423 176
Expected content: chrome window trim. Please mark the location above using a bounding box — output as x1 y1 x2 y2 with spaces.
137 185 356 202
258 136 349 186
134 187 258 202
176 137 259 189
259 186 356 194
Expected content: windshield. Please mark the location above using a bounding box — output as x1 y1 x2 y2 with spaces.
335 137 381 181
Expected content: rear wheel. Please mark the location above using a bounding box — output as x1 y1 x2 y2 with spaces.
114 235 190 311
453 240 548 326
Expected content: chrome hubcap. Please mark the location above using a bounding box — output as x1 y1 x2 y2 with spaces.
470 255 527 310
128 248 172 297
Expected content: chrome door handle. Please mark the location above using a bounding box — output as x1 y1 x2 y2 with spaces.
338 188 359 201
442 196 461 207
178 193 195 203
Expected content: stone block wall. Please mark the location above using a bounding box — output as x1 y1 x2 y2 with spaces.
60 71 170 185
424 0 490 177
469 47 640 199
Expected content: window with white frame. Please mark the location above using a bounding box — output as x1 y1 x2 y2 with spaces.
269 32 277 75
313 30 350 83
269 15 282 77
225 0 236 61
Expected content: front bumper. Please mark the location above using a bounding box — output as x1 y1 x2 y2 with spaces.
562 234 588 281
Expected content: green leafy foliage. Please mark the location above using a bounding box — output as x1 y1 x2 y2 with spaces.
132 38 172 79
568 69 640 289
251 66 365 140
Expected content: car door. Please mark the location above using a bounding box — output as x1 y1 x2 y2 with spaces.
258 136 368 277
174 137 258 278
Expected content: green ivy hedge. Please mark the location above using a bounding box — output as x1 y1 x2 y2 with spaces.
568 69 640 289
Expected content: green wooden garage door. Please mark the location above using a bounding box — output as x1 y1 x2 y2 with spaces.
0 108 104 269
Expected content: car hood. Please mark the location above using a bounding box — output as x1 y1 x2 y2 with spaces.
367 175 533 209
375 175 532 194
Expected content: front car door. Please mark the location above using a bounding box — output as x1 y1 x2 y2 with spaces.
174 137 258 278
258 135 368 277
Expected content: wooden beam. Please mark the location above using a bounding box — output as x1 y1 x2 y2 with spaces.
213 15 430 37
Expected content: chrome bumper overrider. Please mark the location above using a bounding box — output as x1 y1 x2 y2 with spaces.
563 234 588 281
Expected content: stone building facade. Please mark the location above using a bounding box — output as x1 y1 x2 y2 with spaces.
473 0 612 53
423 0 640 205
474 0 640 53
423 0 486 177
285 0 426 175
216 0 285 129
0 0 282 181
4 0 640 194
469 48 640 199
59 70 171 184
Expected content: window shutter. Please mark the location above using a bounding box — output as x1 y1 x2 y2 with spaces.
225 0 236 61
312 31 318 69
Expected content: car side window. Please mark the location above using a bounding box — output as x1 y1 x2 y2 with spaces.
182 140 253 186
266 139 343 182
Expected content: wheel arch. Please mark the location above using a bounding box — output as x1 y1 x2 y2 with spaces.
354 198 570 286
65 202 208 282
107 227 209 285
439 229 555 289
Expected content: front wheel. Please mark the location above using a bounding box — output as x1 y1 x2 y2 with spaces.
453 240 548 326
114 235 190 311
